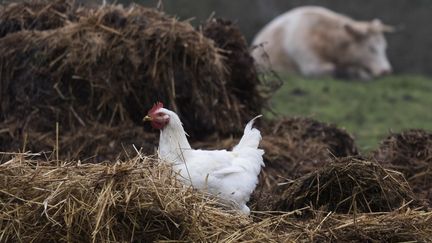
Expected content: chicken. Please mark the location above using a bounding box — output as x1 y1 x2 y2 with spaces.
143 102 264 215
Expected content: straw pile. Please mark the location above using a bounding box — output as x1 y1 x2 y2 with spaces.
0 120 158 163
372 129 432 207
1 155 431 242
0 155 272 242
0 1 268 162
0 0 82 38
276 158 420 214
202 18 264 115
261 117 358 180
256 117 358 209
273 210 432 242
0 3 226 133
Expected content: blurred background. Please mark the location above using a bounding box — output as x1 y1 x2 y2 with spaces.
115 0 432 151
8 0 432 151
121 0 432 75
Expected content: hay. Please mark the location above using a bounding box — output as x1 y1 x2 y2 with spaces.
1 155 431 242
0 2 267 161
372 129 432 207
259 117 358 185
0 4 228 133
272 210 432 242
0 119 157 163
0 155 273 242
202 18 264 115
277 158 420 214
0 0 82 38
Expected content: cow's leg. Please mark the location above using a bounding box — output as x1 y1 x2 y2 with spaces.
305 62 335 77
353 68 372 81
299 61 335 78
291 48 335 78
336 67 372 80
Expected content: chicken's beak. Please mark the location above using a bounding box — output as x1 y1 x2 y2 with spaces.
143 115 153 122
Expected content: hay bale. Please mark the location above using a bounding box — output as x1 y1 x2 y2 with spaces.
372 129 432 207
276 158 419 214
0 0 82 38
0 155 274 242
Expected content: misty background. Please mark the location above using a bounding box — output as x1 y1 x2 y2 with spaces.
111 0 432 76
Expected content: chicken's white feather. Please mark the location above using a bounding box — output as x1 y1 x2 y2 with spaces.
151 107 264 215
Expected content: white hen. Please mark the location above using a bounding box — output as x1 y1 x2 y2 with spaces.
143 102 264 215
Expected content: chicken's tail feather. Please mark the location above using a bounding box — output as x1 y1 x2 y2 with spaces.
233 115 262 151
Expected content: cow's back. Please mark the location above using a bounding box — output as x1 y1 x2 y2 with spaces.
251 6 351 73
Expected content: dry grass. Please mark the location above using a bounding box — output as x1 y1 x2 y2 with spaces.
0 154 271 242
0 154 431 242
0 2 267 163
273 209 432 242
0 0 82 38
372 129 432 206
276 158 423 214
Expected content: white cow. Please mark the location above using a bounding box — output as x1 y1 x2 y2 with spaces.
251 6 393 80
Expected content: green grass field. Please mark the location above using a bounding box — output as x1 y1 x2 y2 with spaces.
268 75 432 152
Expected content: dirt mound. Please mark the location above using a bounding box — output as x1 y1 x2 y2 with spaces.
0 0 82 38
372 129 432 207
0 3 265 162
276 158 419 214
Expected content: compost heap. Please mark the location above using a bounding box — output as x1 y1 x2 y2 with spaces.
0 1 266 162
372 129 432 207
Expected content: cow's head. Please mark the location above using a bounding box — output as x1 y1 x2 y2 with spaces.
340 19 393 80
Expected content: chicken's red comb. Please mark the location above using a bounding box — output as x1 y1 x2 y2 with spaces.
148 102 164 115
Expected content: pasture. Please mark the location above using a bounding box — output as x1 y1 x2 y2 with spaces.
270 75 432 151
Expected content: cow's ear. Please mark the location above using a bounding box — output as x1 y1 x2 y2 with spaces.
344 22 368 40
370 19 395 33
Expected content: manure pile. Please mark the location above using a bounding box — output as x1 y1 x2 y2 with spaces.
0 0 265 162
0 0 82 37
276 158 421 213
372 129 432 207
